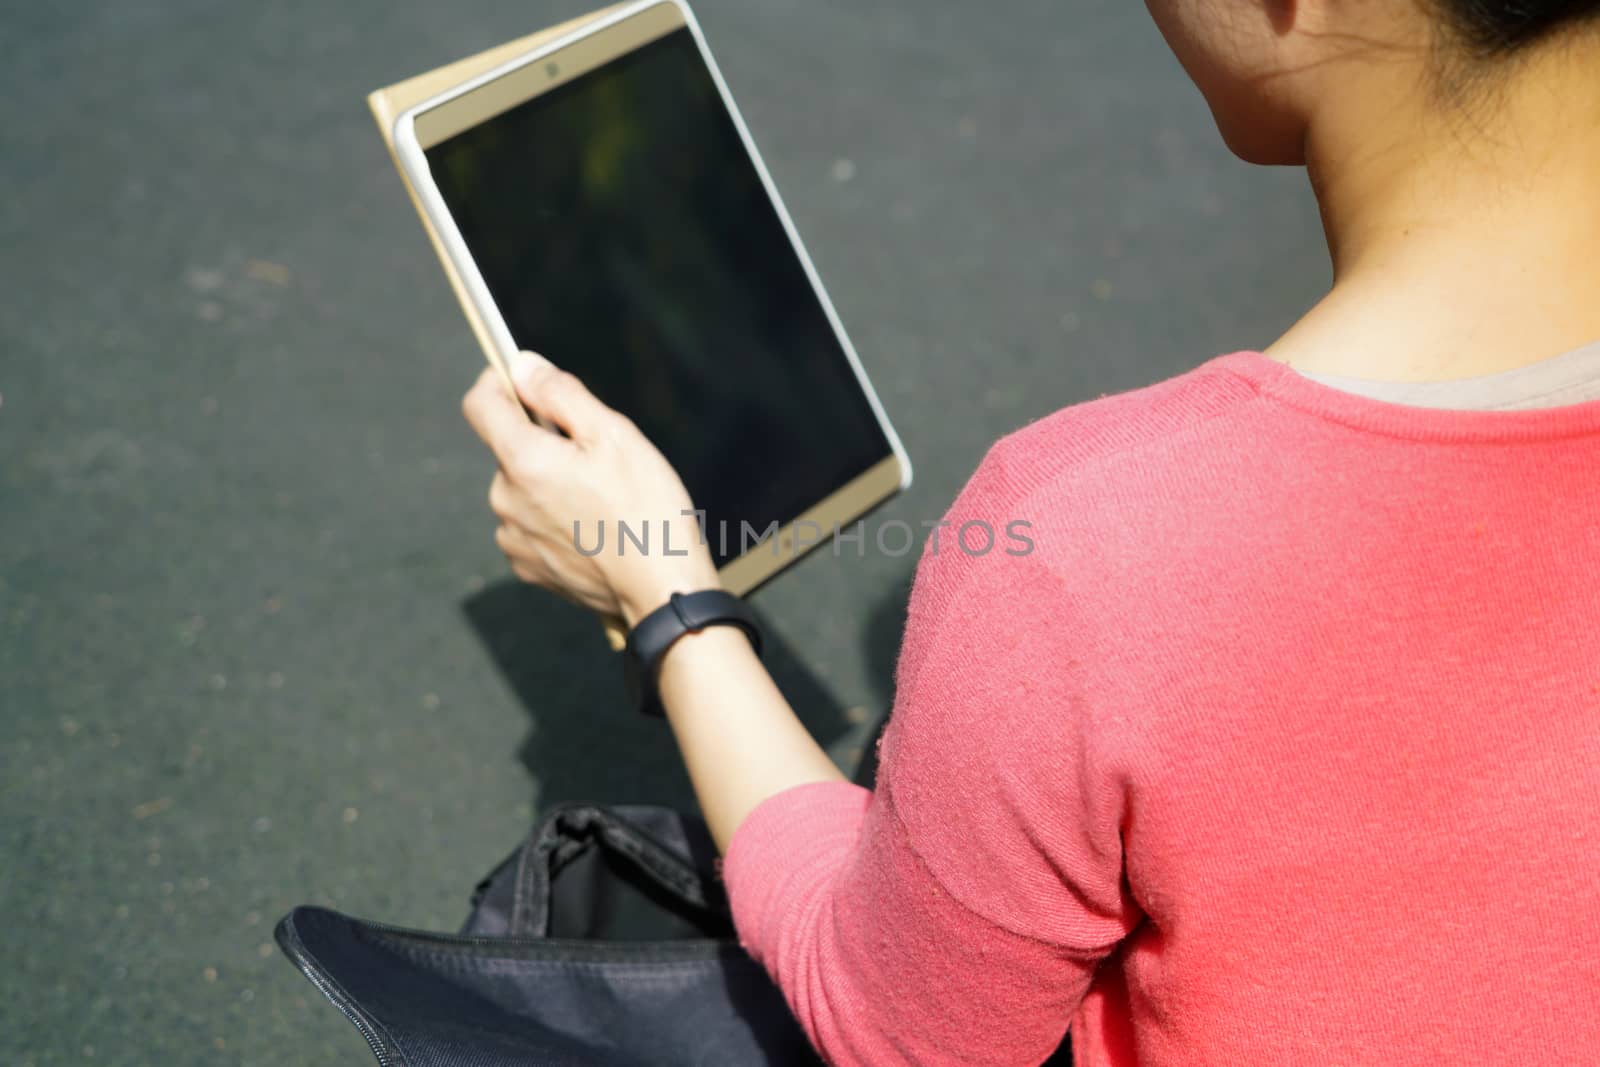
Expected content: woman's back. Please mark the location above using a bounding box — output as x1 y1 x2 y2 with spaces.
727 350 1600 1063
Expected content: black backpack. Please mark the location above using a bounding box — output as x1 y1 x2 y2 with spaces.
276 802 819 1066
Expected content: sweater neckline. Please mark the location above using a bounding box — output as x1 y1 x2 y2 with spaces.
1214 350 1600 444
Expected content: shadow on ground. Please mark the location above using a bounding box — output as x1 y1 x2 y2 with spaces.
463 580 864 809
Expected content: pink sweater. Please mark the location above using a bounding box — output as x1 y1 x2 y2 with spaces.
722 351 1600 1066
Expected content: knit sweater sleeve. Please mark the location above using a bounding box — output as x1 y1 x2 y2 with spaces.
721 439 1143 1066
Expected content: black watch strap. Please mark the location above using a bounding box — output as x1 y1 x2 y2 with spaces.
623 590 763 717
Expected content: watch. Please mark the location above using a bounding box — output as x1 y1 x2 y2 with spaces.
622 590 763 717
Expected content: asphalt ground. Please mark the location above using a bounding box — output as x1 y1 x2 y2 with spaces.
1 0 1328 1061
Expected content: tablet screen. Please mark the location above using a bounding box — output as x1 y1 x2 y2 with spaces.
425 28 896 566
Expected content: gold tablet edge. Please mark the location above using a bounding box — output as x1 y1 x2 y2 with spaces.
367 5 633 385
718 454 905 598
412 2 686 150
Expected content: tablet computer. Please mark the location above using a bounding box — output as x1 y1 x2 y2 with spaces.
386 0 911 597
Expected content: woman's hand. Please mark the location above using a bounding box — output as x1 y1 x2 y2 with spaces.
462 350 721 627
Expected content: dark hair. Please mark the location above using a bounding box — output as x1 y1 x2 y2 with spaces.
1437 0 1600 54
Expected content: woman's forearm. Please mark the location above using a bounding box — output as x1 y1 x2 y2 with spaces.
654 624 846 850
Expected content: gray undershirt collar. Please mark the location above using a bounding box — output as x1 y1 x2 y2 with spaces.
1294 339 1600 410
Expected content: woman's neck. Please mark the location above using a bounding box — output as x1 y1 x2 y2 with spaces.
1264 30 1600 382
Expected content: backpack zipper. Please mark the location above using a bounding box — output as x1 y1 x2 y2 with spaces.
275 917 400 1067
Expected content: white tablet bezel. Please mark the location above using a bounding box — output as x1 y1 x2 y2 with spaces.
391 0 912 595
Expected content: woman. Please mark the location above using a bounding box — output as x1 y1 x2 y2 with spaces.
462 1 1600 1062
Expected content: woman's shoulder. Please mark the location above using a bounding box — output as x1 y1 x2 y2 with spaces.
956 353 1263 517
900 354 1264 626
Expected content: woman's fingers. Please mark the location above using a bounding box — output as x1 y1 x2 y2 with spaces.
495 523 604 612
487 470 519 524
493 520 552 578
509 351 616 445
489 474 567 549
462 365 571 479
494 519 535 560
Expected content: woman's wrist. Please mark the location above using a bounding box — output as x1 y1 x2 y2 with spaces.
617 560 724 629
